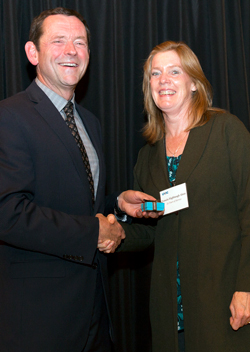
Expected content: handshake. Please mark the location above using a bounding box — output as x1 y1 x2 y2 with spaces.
96 190 164 253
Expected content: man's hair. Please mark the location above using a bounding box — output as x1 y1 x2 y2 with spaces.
29 7 90 50
142 40 224 144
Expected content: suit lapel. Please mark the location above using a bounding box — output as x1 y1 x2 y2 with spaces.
26 82 93 197
176 117 215 184
148 117 215 192
149 139 171 191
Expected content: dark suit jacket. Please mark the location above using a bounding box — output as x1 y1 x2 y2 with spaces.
121 113 250 352
0 81 111 351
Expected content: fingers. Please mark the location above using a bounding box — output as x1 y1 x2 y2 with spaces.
135 209 164 219
107 213 116 224
141 210 164 219
230 315 243 330
103 242 116 253
96 213 125 252
229 301 236 328
229 300 243 330
98 239 111 248
229 292 250 330
98 239 115 253
230 314 249 330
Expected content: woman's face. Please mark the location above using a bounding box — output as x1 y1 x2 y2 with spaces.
150 50 196 118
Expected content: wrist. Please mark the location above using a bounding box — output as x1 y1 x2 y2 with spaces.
114 196 126 216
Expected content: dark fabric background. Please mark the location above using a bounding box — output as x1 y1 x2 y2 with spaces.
0 1 249 351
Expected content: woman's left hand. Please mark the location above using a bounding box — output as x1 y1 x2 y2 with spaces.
229 291 250 329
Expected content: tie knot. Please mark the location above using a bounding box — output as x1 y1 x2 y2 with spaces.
63 101 74 115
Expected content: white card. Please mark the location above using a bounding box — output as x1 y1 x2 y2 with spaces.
160 183 189 215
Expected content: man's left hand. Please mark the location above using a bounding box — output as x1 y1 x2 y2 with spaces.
229 291 250 330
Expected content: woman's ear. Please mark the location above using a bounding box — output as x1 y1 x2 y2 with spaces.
191 82 197 92
25 41 39 66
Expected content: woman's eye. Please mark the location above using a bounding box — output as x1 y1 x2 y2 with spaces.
151 71 160 76
172 69 180 75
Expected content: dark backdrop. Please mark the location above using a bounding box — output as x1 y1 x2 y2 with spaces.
0 1 249 351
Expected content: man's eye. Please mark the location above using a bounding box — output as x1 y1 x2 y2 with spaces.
76 42 87 47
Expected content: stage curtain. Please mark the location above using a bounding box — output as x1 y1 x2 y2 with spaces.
0 1 249 351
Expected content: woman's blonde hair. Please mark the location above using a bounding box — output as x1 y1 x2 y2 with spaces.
143 41 224 144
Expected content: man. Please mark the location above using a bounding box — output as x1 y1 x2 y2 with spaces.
0 7 158 352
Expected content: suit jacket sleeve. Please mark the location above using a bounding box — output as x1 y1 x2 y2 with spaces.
118 153 157 252
224 115 250 291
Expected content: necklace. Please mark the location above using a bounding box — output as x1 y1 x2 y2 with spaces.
166 132 189 157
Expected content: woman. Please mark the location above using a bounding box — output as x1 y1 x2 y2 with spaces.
118 41 250 352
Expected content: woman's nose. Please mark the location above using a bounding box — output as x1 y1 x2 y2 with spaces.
160 73 170 84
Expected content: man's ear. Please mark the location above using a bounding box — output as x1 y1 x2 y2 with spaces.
25 41 39 66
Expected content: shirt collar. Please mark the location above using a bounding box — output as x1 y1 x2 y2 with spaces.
35 78 75 112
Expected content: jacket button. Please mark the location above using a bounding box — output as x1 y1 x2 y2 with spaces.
77 256 84 261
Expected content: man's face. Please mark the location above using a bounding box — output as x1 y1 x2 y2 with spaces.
34 14 89 98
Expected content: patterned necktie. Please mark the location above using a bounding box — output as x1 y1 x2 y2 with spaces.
63 101 95 205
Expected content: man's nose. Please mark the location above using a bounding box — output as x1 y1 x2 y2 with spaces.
64 41 77 55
